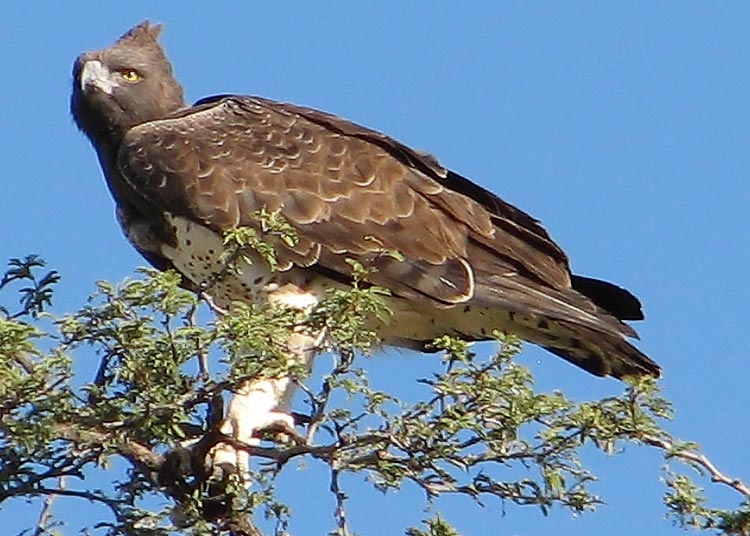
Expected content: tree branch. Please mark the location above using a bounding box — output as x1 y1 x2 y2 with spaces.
645 435 750 498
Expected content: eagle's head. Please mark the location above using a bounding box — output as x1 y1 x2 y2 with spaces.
71 21 185 144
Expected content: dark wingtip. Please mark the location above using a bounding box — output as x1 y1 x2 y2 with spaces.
572 275 644 321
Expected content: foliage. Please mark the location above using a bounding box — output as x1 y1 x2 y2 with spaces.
0 255 748 536
222 209 299 273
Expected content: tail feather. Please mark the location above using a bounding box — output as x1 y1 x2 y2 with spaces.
466 278 659 379
571 275 644 321
384 276 660 380
539 320 660 378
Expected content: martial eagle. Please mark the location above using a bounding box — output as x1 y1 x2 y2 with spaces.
71 22 659 411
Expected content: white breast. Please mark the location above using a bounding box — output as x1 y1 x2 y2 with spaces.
159 214 321 311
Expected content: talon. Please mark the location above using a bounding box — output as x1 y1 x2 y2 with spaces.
291 411 312 426
256 417 306 444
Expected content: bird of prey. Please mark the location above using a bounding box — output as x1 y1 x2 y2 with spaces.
71 22 660 387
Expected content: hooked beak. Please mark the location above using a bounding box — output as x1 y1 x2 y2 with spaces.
79 60 115 95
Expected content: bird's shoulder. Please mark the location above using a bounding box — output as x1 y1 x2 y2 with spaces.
120 94 449 177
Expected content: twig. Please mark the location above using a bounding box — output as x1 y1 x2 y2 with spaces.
201 291 228 316
196 243 244 317
33 476 64 536
299 344 353 445
330 467 350 536
27 486 127 520
644 436 750 498
11 353 36 374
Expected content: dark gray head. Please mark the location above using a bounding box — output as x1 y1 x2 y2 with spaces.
71 21 186 144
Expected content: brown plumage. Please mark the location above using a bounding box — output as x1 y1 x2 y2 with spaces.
71 21 660 379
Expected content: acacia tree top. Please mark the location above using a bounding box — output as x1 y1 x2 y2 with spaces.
0 256 747 535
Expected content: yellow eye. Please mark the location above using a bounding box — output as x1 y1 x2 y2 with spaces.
119 69 142 83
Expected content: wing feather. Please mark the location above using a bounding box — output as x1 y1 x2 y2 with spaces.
117 95 610 323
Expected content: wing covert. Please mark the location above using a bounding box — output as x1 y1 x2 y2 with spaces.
117 95 573 306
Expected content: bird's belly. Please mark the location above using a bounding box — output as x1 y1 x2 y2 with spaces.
376 299 518 347
159 214 321 310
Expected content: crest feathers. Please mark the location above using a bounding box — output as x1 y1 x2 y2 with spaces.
117 21 164 47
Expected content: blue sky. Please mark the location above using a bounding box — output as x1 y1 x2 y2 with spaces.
1 2 749 535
